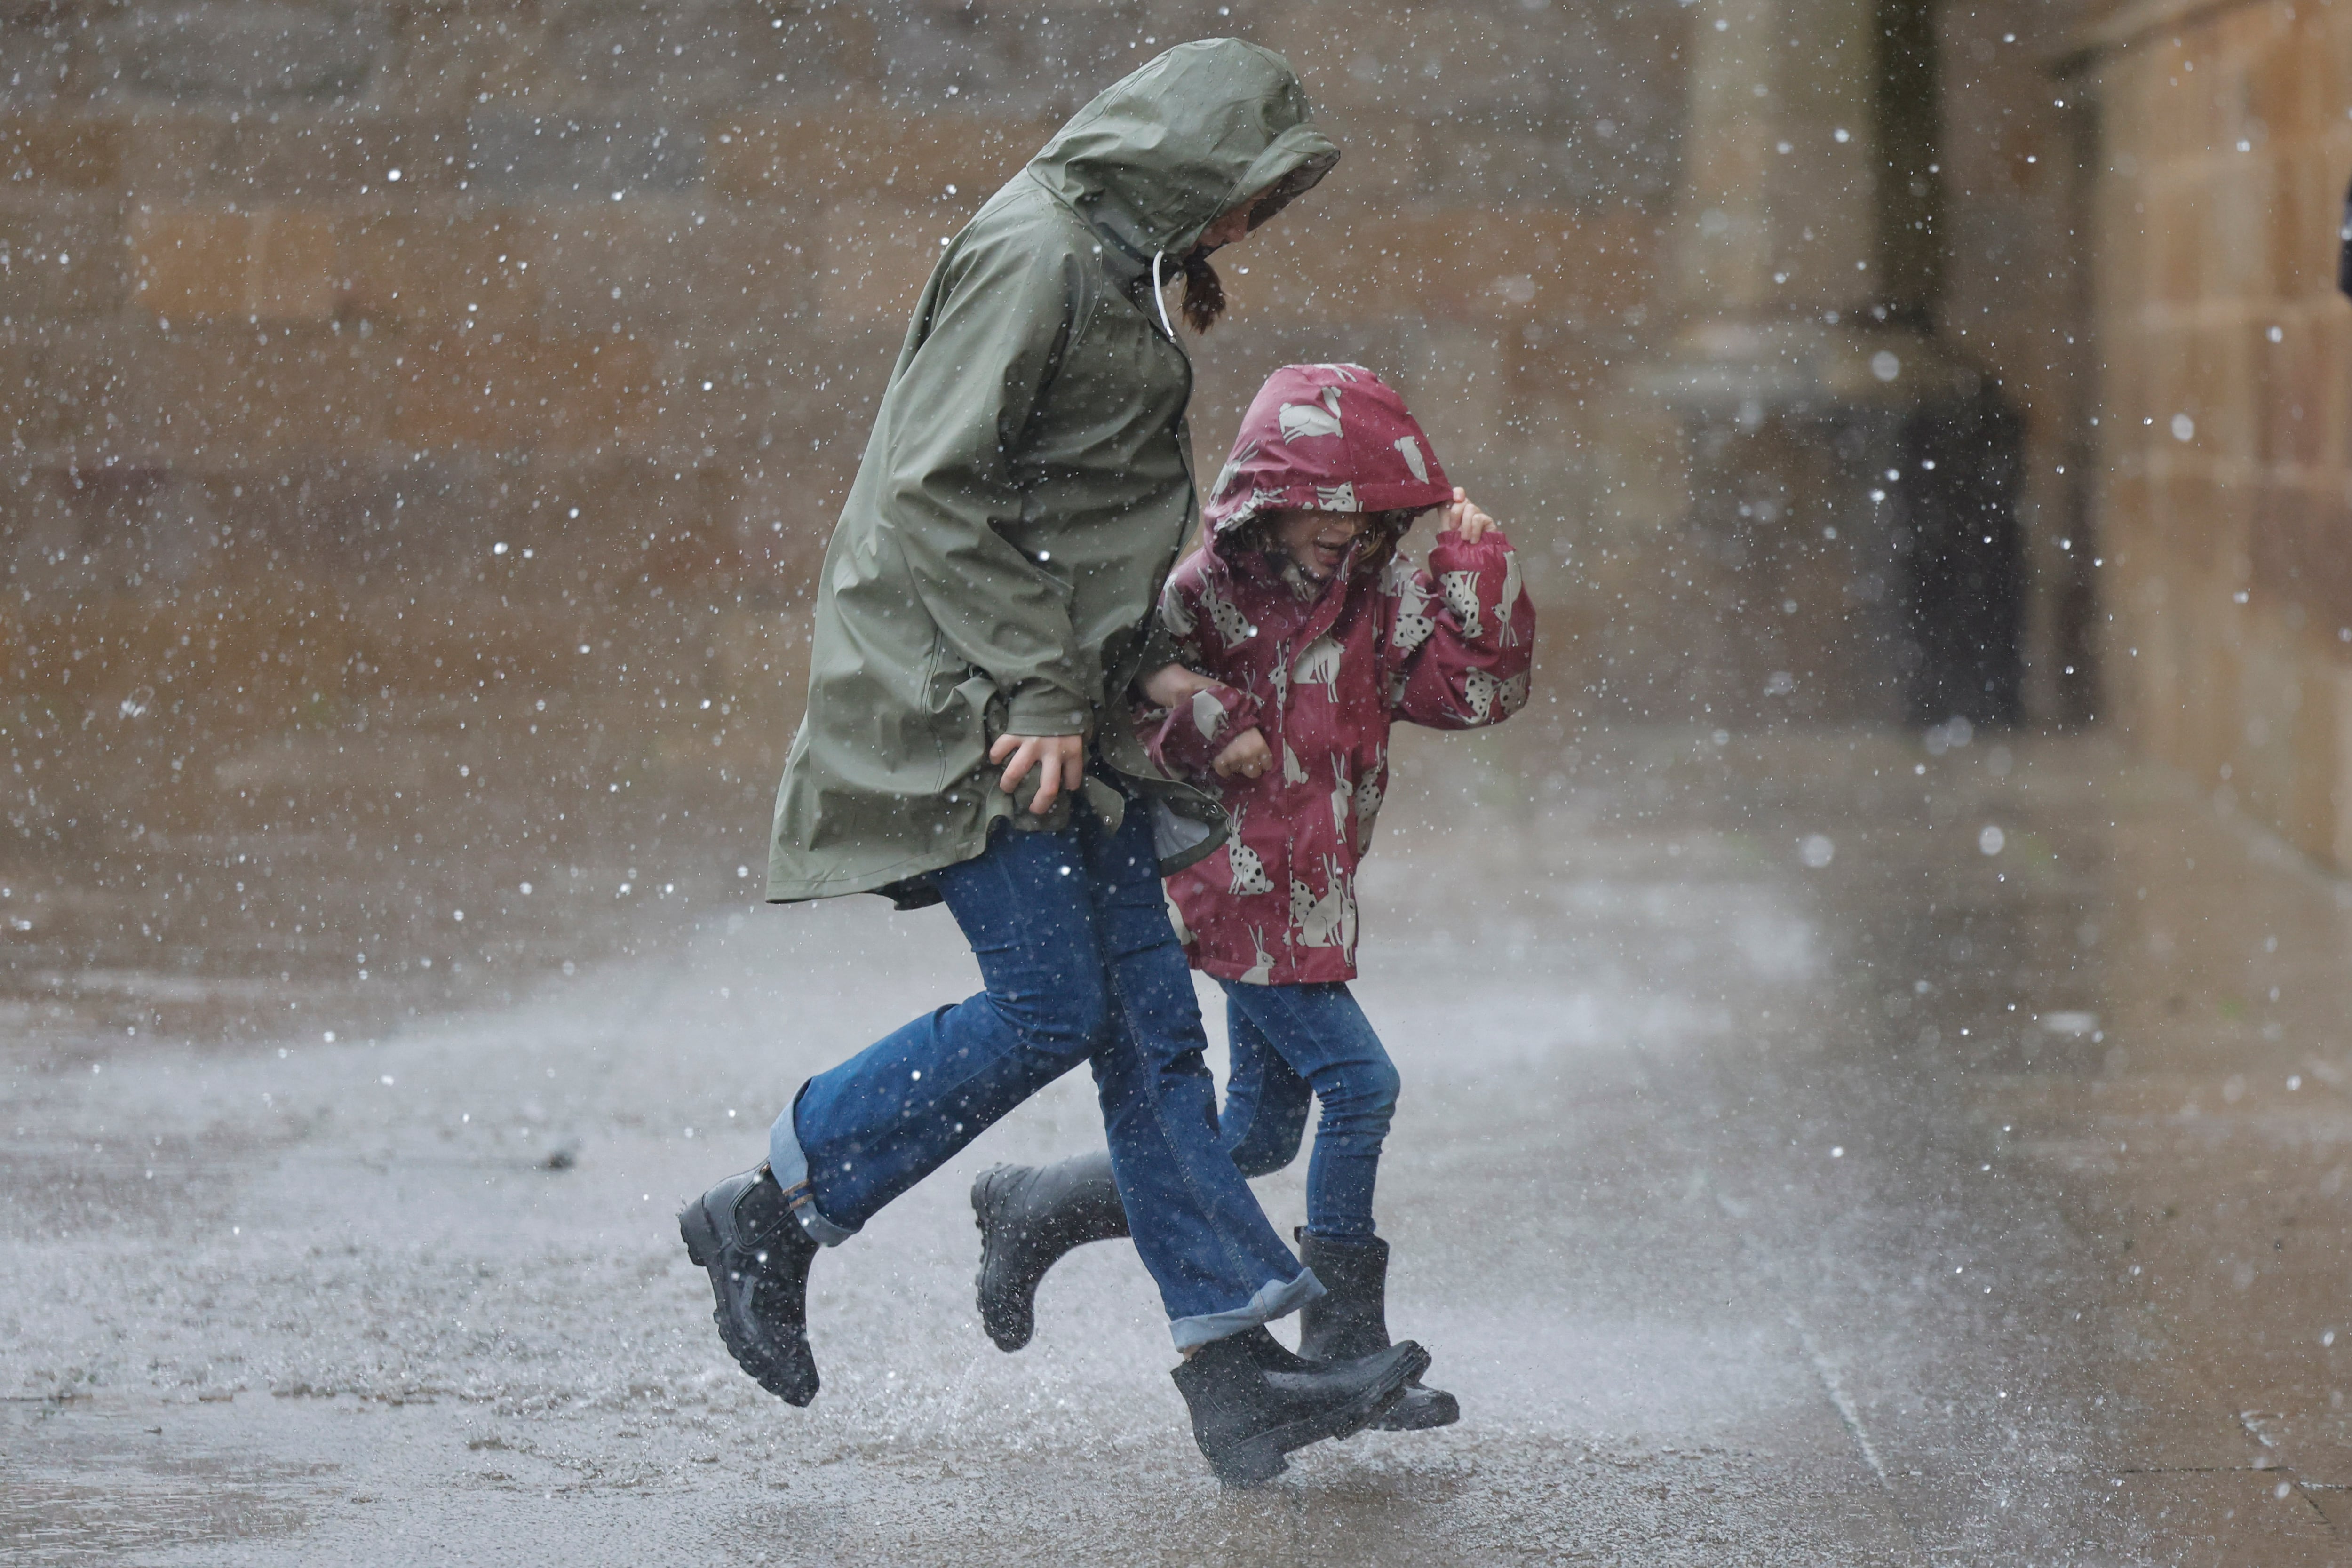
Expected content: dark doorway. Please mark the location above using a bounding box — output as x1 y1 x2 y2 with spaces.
1894 387 2026 729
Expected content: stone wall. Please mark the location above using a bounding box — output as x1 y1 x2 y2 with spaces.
0 1 2112 782
2080 0 2352 868
0 0 1696 766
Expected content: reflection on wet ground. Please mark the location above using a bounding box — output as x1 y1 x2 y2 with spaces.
7 725 2352 1563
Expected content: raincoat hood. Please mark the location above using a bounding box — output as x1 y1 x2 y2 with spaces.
1203 363 1455 538
1025 38 1341 271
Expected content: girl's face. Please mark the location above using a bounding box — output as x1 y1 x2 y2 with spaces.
1267 508 1367 581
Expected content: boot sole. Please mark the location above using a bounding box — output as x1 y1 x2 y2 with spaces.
678 1198 718 1268
678 1199 820 1407
1205 1343 1430 1488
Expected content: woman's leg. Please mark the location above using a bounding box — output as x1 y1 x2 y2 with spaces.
777 798 1313 1348
1080 800 1321 1349
687 820 1116 1409
1219 982 1399 1240
969 982 1314 1350
1217 987 1314 1180
773 820 1112 1240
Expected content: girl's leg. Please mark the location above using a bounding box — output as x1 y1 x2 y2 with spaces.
1219 982 1399 1240
1218 984 1456 1429
1217 986 1314 1179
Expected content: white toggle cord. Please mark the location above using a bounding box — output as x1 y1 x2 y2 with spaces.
1150 249 1176 340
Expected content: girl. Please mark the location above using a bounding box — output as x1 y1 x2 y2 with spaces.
972 362 1534 1431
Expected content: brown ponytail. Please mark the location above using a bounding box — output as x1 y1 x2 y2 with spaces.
1350 508 1426 581
1181 247 1226 333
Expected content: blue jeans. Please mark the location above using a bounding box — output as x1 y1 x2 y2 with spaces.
769 792 1320 1349
1216 981 1401 1240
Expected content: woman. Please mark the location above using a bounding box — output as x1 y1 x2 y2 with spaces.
677 40 1428 1487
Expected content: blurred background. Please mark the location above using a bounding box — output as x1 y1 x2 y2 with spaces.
7 0 2340 1044
14 6 2352 1559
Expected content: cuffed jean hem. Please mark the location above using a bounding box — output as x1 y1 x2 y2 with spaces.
768 1087 858 1248
1167 1267 1327 1353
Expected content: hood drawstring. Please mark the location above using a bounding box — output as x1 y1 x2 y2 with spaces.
1150 249 1177 341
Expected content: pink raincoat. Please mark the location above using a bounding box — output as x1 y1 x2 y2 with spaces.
1139 364 1534 985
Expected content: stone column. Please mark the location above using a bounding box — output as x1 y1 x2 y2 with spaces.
1643 0 2021 731
1678 0 1884 335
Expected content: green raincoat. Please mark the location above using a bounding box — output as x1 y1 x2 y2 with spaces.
766 39 1341 905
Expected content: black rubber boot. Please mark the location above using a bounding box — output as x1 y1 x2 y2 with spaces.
1295 1230 1460 1432
678 1164 821 1406
970 1153 1130 1352
1171 1328 1430 1487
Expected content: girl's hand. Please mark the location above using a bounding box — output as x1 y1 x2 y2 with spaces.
1442 487 1497 544
1140 661 1220 709
1211 727 1273 781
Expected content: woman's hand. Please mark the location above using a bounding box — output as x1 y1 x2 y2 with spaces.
989 733 1086 816
1140 661 1220 709
1211 727 1273 780
1442 487 1497 544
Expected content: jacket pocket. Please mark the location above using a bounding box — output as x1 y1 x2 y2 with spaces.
935 638 1000 796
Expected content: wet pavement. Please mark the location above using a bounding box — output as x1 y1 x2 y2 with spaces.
8 725 2352 1565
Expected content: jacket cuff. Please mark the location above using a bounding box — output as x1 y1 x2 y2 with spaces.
1146 684 1260 779
1427 525 1511 574
1004 682 1092 737
1215 686 1263 741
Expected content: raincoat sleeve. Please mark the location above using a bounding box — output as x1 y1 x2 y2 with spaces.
1387 528 1536 730
873 235 1093 737
1136 564 1198 687
1134 617 1186 692
1140 683 1262 781
1131 567 1261 778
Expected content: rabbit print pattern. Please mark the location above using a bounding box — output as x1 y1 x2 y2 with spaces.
1142 523 1534 986
1223 805 1276 897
